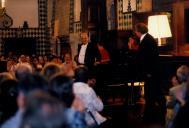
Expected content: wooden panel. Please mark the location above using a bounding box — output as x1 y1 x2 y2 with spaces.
172 1 189 55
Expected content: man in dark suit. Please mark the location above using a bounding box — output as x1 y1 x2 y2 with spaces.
135 23 166 124
77 32 100 78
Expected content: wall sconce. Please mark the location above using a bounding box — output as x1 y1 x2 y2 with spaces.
0 0 13 28
148 15 172 46
1 0 5 8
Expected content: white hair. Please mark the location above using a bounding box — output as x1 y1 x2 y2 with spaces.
176 65 189 82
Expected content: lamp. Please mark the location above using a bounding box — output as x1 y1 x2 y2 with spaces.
148 15 172 46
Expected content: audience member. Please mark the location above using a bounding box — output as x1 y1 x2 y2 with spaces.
17 55 27 64
166 65 189 128
7 57 17 72
49 74 87 128
173 77 189 128
41 62 62 81
1 74 48 128
20 90 66 128
14 63 33 81
73 66 106 128
38 56 45 67
61 53 77 78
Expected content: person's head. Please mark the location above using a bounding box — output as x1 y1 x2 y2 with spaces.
74 66 89 83
38 56 44 65
41 62 61 80
43 55 49 63
15 63 33 81
26 56 30 63
176 65 189 83
19 55 26 63
49 74 74 108
64 53 72 64
20 90 65 128
135 23 148 38
80 32 89 45
17 74 48 110
128 35 139 50
97 42 104 49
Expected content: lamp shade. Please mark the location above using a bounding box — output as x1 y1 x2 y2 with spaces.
148 15 172 39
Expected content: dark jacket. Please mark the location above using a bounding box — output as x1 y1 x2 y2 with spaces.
136 33 159 77
77 42 100 69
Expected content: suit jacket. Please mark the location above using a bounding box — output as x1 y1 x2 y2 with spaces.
136 33 159 77
77 42 100 68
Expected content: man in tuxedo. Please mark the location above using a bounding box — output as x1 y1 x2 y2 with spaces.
77 32 100 78
135 23 166 124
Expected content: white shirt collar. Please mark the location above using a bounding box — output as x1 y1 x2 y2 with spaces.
78 43 88 64
140 33 147 43
82 42 89 46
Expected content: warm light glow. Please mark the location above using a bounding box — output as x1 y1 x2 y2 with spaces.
148 15 172 46
1 0 5 8
74 0 81 22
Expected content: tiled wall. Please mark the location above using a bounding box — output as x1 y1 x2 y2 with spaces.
117 0 143 30
69 0 74 33
0 0 50 55
70 0 81 34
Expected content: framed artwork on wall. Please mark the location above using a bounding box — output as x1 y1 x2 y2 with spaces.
122 0 136 13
